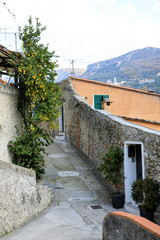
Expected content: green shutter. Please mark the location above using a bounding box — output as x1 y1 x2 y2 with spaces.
94 95 103 109
102 95 109 101
103 95 110 106
94 95 110 109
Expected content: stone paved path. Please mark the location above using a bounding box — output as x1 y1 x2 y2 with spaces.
2 139 120 240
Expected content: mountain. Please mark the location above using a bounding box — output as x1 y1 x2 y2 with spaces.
81 47 160 81
56 48 160 93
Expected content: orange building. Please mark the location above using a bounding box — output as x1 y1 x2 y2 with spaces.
70 76 160 131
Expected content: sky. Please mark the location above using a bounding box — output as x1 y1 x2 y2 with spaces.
1 0 160 69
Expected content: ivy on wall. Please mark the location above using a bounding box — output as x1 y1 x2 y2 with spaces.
8 16 63 178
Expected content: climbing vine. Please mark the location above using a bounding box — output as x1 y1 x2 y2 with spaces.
8 16 63 178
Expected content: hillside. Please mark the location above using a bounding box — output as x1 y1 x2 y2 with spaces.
56 48 160 93
81 47 160 82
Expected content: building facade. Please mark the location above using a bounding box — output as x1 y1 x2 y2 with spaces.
70 76 160 131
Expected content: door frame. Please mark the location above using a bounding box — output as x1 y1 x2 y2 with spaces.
124 141 145 204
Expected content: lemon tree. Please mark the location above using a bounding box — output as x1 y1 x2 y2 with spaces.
8 16 62 178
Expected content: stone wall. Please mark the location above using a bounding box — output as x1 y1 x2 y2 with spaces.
61 79 160 183
0 160 53 237
103 211 160 240
0 83 53 236
61 79 160 223
0 83 23 163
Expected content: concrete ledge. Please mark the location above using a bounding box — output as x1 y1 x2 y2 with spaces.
0 160 53 237
0 159 35 177
103 211 160 240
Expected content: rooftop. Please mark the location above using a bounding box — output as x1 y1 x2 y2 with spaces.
0 44 21 76
69 76 160 98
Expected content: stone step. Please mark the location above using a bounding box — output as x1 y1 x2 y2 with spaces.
55 132 65 141
125 202 140 215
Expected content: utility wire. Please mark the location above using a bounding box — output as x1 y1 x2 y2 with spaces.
0 1 19 27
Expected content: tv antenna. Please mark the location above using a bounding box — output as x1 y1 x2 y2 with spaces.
64 57 89 76
0 29 18 51
63 58 81 77
0 2 19 51
64 57 90 89
63 58 82 89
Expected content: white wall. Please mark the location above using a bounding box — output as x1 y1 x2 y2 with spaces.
0 83 23 163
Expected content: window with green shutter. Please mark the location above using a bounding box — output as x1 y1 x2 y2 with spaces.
94 95 109 109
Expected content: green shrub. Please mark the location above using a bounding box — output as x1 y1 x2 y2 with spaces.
98 145 124 194
8 127 52 179
131 178 160 209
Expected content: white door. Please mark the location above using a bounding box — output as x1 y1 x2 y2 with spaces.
124 142 144 203
124 143 136 203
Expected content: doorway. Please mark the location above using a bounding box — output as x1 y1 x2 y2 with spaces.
59 105 64 132
124 141 145 204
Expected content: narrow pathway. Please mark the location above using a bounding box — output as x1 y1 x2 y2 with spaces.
2 140 118 240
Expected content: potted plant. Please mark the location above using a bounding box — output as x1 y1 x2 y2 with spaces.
131 178 160 222
98 145 124 209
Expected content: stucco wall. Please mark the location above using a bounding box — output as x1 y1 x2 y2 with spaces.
103 212 160 240
0 83 23 163
71 77 160 128
125 119 160 131
0 160 53 237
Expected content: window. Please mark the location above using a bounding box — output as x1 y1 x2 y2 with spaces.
94 95 110 109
